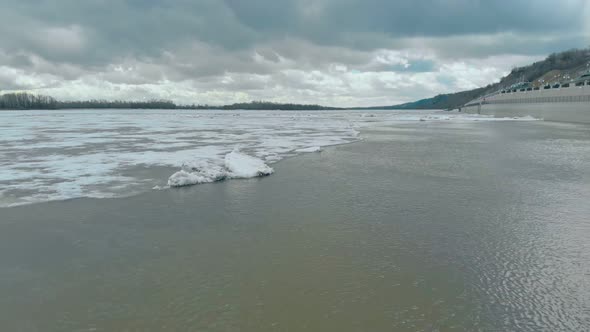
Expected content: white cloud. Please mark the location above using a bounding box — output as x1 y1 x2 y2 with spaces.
0 44 549 107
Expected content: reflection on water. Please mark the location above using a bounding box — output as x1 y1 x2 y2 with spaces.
0 121 589 331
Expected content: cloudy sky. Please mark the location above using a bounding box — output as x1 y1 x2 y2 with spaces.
1 0 589 107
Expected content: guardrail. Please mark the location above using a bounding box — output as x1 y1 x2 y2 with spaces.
486 94 590 104
463 84 590 108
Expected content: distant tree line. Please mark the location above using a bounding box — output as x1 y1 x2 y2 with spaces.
59 99 177 109
0 93 58 110
0 93 177 110
216 101 339 110
0 93 340 111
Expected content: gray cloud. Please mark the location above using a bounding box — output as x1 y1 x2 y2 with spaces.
0 0 588 106
227 0 585 42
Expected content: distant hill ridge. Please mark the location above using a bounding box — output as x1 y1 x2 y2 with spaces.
376 47 590 110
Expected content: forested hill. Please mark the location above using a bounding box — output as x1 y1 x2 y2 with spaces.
376 47 590 110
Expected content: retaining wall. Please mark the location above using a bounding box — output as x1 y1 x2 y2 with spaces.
460 85 590 124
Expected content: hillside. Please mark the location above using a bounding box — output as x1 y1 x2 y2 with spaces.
379 47 590 110
363 88 486 110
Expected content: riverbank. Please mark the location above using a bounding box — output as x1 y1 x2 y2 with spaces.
1 121 589 331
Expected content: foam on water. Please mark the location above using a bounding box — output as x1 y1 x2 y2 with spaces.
0 109 538 207
295 146 322 153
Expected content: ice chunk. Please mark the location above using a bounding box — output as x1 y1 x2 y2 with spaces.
349 127 360 137
168 160 227 187
168 151 273 188
168 170 211 187
179 160 228 180
224 151 274 178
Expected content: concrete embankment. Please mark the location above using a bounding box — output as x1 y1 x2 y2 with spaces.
460 85 590 124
